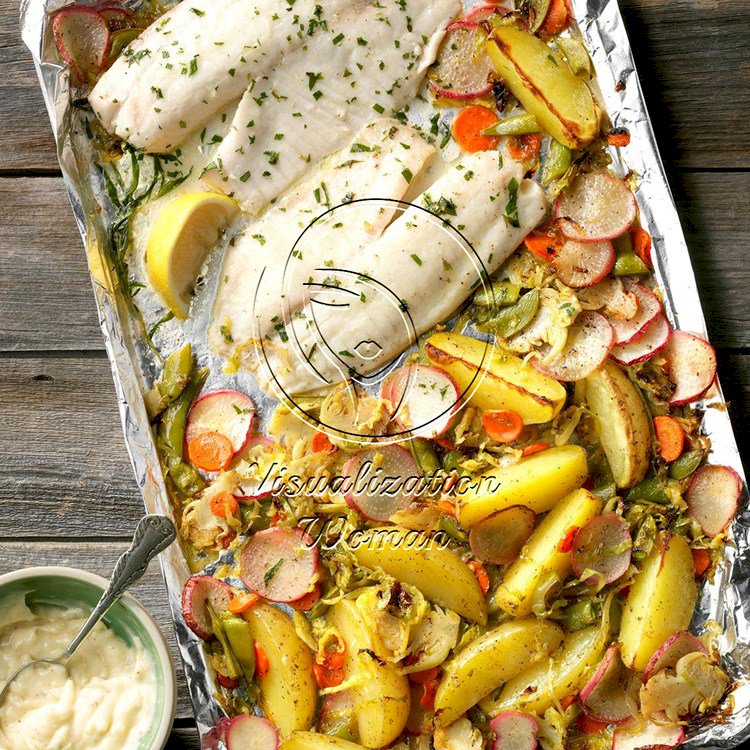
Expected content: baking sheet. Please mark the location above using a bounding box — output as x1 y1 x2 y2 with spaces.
19 0 750 747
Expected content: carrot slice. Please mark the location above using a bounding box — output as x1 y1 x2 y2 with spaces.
576 713 609 734
290 584 322 612
188 430 234 472
540 0 571 35
522 442 549 457
653 415 684 462
607 128 631 148
631 226 653 269
507 133 542 161
692 548 711 577
482 409 524 443
254 641 270 678
560 694 577 710
209 490 239 518
314 633 346 688
468 560 490 595
311 431 335 453
452 105 500 153
420 677 439 710
409 667 439 685
228 591 260 614
524 231 562 261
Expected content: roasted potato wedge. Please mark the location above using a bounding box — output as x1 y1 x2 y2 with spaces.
350 525 487 624
425 332 567 424
482 625 606 716
281 732 366 750
434 618 564 725
329 597 410 748
242 602 316 736
487 27 598 148
619 533 698 671
583 362 651 488
458 445 588 528
495 488 603 616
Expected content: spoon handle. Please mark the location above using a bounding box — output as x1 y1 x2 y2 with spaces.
63 515 176 661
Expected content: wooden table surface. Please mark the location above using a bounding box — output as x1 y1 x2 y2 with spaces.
1 1 749 747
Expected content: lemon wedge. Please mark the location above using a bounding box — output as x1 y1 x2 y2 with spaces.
146 191 239 319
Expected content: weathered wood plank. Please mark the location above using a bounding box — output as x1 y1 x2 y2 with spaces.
0 356 144 536
0 541 196 719
166 728 200 749
2 172 750 351
2 0 749 171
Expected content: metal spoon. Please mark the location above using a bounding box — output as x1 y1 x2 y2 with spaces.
0 514 176 703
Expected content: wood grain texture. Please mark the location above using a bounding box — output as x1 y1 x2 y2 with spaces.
3 0 750 171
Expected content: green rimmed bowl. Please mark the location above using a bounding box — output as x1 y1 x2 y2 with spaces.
0 566 177 750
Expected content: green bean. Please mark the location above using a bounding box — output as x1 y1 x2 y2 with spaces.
477 288 540 339
593 483 617 502
158 366 208 458
473 281 521 309
437 515 468 543
410 438 442 477
442 450 467 475
613 252 650 277
556 37 592 77
541 139 572 185
482 113 541 137
145 343 194 420
627 476 670 505
668 450 704 481
559 600 597 632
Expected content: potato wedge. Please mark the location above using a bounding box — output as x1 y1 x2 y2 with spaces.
281 732 366 750
434 618 564 726
583 362 651 488
425 332 567 424
458 445 588 528
495 488 603 616
242 602 316 736
481 625 605 716
619 533 698 671
487 27 598 148
350 525 487 624
329 597 410 748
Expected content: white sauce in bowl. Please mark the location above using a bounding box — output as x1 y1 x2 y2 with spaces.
0 594 157 750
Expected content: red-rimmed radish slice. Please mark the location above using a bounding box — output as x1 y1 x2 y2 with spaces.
642 631 707 683
607 283 661 345
662 331 717 406
430 22 494 100
464 4 506 22
239 527 318 603
532 311 614 382
389 364 460 438
245 433 274 450
578 278 638 321
53 7 111 83
186 389 255 454
225 715 279 750
318 690 357 740
343 445 419 521
490 711 538 750
555 173 637 242
571 513 632 584
612 719 684 750
469 506 535 565
685 465 742 537
553 239 615 288
580 645 636 725
610 315 670 366
181 575 233 641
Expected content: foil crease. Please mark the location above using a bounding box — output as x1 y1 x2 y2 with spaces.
19 0 750 748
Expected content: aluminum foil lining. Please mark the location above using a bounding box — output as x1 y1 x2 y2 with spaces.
19 0 750 747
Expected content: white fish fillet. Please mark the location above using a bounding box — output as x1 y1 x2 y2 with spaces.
222 151 548 396
209 119 436 358
89 0 355 152
202 0 460 214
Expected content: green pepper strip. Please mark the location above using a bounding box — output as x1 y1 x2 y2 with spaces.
668 450 704 481
541 139 572 185
627 476 670 505
473 280 521 308
613 253 650 277
482 113 541 137
477 288 540 339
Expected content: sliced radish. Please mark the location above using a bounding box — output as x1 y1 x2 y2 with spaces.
181 575 233 641
571 514 632 584
607 283 661 345
553 239 615 288
490 711 538 750
662 331 717 406
642 631 707 683
343 445 419 521
389 365 460 438
555 173 637 242
239 527 318 603
234 471 276 502
226 715 279 750
429 22 494 100
580 645 635 725
532 311 614 382
464 4 506 22
186 390 256 455
578 278 638 321
612 719 684 750
53 7 111 84
685 465 742 537
469 506 535 565
610 315 670 366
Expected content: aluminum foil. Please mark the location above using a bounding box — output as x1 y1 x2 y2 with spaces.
18 0 750 748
